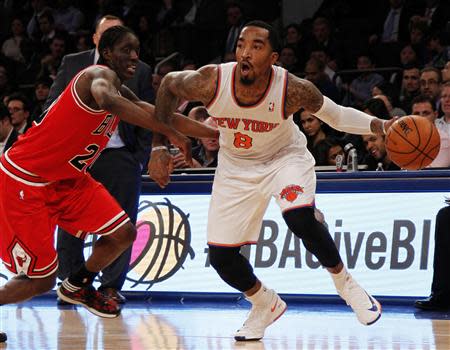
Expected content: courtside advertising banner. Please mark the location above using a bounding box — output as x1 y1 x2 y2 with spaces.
0 192 445 297
122 192 443 296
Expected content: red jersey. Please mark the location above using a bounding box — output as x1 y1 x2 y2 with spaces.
1 66 119 183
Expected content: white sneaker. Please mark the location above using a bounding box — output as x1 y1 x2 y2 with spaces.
339 273 382 325
234 288 287 341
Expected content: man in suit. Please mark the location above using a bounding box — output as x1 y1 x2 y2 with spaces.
368 0 422 67
0 105 18 156
6 93 32 134
44 14 154 303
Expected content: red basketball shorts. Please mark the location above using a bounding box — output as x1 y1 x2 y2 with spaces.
0 169 130 278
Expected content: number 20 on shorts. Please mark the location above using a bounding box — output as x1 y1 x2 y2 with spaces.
233 132 253 149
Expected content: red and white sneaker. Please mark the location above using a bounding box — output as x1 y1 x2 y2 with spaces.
57 279 120 318
235 288 287 341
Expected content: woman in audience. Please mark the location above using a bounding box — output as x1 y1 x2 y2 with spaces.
299 110 337 160
314 137 345 166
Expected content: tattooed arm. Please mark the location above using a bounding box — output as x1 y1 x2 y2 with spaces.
120 85 218 139
149 65 218 187
155 66 217 130
285 74 394 135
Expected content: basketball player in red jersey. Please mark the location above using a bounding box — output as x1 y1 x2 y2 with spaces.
0 26 217 321
150 21 398 341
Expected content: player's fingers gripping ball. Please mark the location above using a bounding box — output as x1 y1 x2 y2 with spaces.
385 115 440 170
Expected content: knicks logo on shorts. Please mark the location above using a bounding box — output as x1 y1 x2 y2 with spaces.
280 184 304 202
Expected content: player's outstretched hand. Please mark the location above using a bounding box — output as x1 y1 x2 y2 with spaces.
148 149 174 188
168 130 193 167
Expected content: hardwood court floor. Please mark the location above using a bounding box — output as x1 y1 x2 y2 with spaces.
1 297 450 349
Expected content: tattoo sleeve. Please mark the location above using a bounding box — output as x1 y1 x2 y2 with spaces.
153 66 217 146
285 75 323 116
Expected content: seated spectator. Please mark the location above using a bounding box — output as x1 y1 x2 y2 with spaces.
313 136 345 166
308 17 342 66
310 47 342 91
279 45 300 73
370 0 416 45
368 0 422 67
26 0 52 41
388 44 422 90
299 110 333 155
398 64 421 113
415 0 450 33
6 92 31 134
31 75 52 122
53 0 84 34
171 117 219 169
39 34 66 79
363 97 391 120
284 23 302 46
409 19 429 50
411 94 438 123
1 17 27 63
283 22 308 70
362 133 400 170
374 94 406 117
426 31 449 70
415 200 450 310
192 117 219 168
420 67 443 111
304 58 340 102
428 82 450 168
223 2 245 59
36 8 57 53
372 81 406 117
344 54 384 108
399 43 422 67
0 105 18 156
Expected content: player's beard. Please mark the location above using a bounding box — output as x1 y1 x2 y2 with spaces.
240 76 254 85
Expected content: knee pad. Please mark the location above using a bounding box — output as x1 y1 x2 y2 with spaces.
208 245 256 292
283 206 317 240
283 207 341 267
209 246 240 272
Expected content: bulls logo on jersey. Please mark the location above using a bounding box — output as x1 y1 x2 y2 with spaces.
280 184 304 202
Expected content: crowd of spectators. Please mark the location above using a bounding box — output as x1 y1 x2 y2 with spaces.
0 0 449 170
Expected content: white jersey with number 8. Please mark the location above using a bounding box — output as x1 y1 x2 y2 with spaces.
206 62 312 166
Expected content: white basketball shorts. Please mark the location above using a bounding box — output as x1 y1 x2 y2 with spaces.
207 152 316 246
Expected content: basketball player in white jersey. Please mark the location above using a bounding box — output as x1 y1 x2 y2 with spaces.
150 21 396 341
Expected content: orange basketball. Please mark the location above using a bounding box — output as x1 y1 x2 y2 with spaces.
385 115 440 170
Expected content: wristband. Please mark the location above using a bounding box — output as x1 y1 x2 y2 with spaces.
151 146 168 152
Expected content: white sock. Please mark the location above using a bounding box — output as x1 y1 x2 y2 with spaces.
246 284 272 305
330 267 348 293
